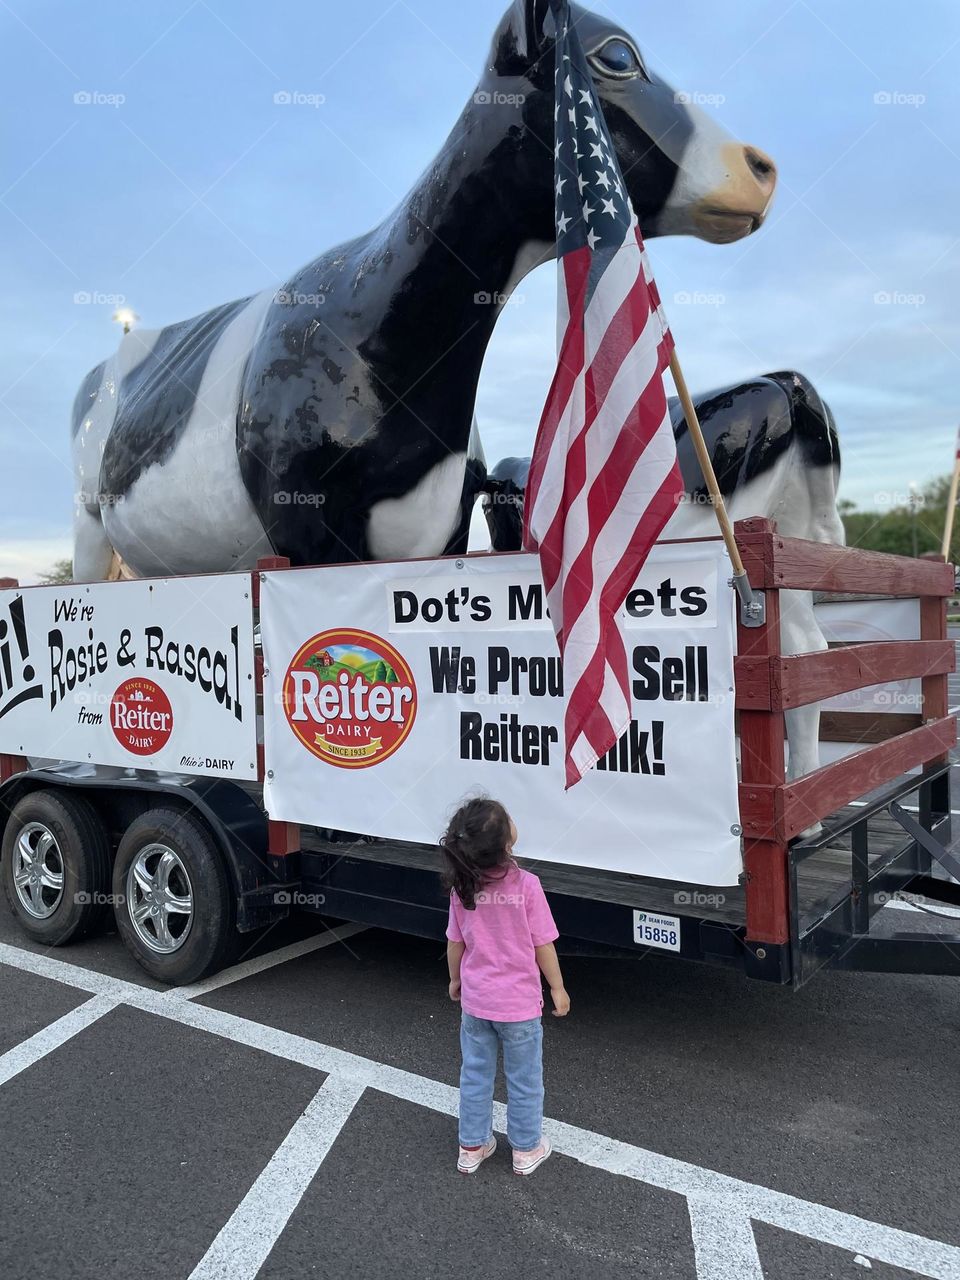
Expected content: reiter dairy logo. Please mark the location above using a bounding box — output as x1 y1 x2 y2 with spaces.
283 628 417 768
110 677 173 755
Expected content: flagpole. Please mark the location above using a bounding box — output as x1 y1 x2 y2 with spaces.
941 429 960 560
668 349 757 611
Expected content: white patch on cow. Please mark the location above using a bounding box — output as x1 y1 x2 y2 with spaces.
665 441 839 544
72 329 163 579
468 498 492 552
103 291 275 576
654 103 735 234
73 328 162 515
367 451 467 560
73 507 116 581
654 103 770 239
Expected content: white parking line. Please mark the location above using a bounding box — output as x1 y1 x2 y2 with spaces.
1 942 959 1279
171 923 369 1000
0 994 117 1087
187 1076 366 1280
687 1196 764 1280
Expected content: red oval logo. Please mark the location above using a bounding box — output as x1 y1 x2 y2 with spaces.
282 628 417 769
110 677 174 756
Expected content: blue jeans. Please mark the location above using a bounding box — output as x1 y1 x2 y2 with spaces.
459 1012 543 1151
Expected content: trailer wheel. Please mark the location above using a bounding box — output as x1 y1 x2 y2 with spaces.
112 808 235 985
0 789 111 945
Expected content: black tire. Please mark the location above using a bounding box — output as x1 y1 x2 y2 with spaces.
1 788 111 945
112 807 236 985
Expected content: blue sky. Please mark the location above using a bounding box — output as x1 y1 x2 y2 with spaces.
2 0 959 579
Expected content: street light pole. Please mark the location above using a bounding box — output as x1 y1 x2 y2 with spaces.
111 307 139 335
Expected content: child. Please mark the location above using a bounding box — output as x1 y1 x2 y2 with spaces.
440 797 570 1176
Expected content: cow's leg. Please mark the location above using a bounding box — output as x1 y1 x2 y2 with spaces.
72 506 115 581
367 451 470 560
780 588 827 838
444 418 487 555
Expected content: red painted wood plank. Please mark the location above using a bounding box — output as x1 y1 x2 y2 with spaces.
253 557 290 606
0 754 27 782
737 642 953 710
779 716 957 840
733 655 773 710
268 820 300 857
735 534 791 947
739 534 954 597
738 783 778 841
920 592 950 765
777 640 954 709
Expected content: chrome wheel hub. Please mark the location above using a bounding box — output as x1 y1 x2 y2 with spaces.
126 844 193 954
13 822 65 919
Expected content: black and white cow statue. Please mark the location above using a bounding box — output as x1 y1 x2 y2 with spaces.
71 0 840 784
72 0 777 578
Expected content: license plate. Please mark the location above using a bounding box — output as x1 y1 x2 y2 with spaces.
633 910 681 952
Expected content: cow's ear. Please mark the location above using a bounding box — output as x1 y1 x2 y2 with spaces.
513 0 555 61
494 0 557 74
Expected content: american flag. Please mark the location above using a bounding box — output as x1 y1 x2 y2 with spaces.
522 0 684 789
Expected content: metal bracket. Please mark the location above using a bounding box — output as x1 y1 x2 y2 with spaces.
730 576 765 628
888 800 960 881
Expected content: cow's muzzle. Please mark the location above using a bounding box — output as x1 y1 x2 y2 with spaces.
693 143 777 243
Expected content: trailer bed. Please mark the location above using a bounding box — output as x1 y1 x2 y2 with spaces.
300 804 917 928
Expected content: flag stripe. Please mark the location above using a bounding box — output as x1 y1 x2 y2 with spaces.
523 250 591 535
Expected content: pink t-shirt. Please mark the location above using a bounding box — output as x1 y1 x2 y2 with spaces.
446 863 559 1022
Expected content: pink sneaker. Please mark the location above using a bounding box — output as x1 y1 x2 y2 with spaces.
512 1136 552 1176
457 1136 497 1174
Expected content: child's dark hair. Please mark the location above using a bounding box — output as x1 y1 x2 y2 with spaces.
439 797 513 910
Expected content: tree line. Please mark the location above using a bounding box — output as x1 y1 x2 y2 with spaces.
840 474 955 559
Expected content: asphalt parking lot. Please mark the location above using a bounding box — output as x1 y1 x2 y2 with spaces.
2 890 960 1280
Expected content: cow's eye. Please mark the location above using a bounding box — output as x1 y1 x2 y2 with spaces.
589 38 646 80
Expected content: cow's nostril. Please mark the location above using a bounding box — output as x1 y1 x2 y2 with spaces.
744 145 776 185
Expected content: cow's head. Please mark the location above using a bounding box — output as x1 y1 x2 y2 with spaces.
491 1 777 244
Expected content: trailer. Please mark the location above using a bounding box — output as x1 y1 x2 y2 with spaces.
1 517 957 988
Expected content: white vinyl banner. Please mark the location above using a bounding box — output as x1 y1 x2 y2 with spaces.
261 543 741 885
0 575 257 780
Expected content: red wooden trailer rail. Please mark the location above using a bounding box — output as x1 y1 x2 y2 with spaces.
733 517 957 950
254 556 301 862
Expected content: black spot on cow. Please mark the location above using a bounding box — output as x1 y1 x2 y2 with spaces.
673 371 839 503
100 298 249 497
